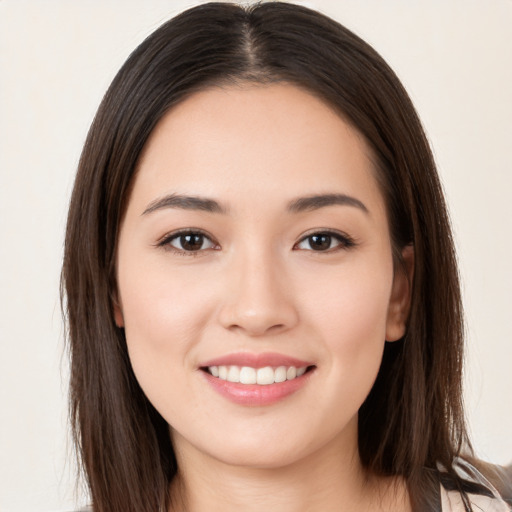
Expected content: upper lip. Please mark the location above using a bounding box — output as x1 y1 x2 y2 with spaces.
200 352 314 369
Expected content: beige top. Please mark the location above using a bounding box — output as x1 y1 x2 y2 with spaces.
440 458 511 511
442 487 510 511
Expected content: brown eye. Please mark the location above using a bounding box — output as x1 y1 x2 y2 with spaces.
295 231 355 252
308 234 332 251
162 231 216 253
179 234 205 251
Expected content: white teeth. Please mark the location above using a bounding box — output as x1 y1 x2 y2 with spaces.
274 366 287 383
227 366 240 383
239 366 257 384
286 366 297 380
256 366 275 385
207 364 309 384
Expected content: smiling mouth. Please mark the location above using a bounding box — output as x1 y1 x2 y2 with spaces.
202 365 315 385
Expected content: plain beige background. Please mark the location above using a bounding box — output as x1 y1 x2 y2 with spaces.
0 1 511 511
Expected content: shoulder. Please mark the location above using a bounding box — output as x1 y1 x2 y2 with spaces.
439 457 511 511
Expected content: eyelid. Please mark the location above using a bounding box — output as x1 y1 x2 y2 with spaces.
294 228 357 252
155 228 220 255
154 227 356 255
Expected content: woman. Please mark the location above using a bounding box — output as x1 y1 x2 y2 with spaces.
61 2 511 511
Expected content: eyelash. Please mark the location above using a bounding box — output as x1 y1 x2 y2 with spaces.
293 229 356 252
156 229 357 256
156 229 219 257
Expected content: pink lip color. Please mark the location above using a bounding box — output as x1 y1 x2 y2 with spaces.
201 370 313 406
199 352 315 406
200 352 312 369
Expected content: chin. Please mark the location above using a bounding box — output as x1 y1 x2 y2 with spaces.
208 442 310 470
172 415 357 472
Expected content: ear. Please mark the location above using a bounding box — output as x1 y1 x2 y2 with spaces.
385 245 414 342
112 291 125 328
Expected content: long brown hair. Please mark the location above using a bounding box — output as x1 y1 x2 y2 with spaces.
62 3 470 511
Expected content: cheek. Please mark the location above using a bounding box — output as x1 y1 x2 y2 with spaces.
301 256 392 339
117 260 217 376
117 261 223 424
297 256 393 386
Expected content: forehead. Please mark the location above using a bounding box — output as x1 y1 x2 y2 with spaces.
131 83 385 217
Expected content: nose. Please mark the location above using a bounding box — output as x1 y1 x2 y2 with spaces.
217 249 299 337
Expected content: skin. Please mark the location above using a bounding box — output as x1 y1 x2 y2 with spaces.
114 83 413 511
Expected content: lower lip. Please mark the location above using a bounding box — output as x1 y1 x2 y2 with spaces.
201 369 314 406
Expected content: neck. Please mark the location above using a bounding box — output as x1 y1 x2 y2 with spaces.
168 426 410 512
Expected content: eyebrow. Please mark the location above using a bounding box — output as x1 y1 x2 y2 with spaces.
287 193 369 214
142 194 228 215
141 192 368 216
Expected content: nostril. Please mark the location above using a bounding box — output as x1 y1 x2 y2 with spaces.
224 321 288 337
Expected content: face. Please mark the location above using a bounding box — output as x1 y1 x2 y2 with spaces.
114 83 411 469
